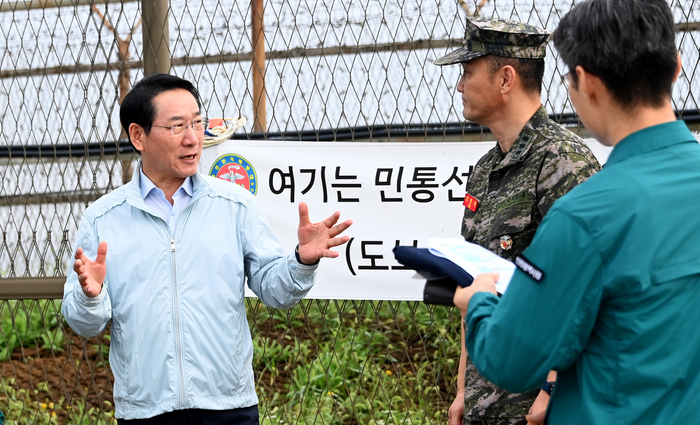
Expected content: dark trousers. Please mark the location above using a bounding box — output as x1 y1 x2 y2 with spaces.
117 405 259 425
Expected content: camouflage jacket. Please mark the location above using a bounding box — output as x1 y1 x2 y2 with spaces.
461 106 600 421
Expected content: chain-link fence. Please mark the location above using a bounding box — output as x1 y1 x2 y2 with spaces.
0 0 698 423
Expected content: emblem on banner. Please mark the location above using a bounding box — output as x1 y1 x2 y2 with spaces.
209 153 258 195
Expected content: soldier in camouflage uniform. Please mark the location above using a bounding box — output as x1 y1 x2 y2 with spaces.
435 16 600 425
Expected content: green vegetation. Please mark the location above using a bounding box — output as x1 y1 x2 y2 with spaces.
0 380 115 425
249 299 461 425
0 300 64 361
0 299 461 424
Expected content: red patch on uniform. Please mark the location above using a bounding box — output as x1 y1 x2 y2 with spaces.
463 194 479 213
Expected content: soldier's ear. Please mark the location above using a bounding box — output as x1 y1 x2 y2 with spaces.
500 65 516 94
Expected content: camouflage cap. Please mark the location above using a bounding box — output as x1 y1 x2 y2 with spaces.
434 16 550 66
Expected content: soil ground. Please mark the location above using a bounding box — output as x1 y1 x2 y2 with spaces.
2 327 113 421
1 314 453 422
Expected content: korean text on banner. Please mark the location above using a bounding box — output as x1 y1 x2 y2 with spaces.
200 140 611 300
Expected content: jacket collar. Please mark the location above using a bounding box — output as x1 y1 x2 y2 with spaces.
139 168 193 200
492 105 548 171
606 120 696 166
125 160 212 212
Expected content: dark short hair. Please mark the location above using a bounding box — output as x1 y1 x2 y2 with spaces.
553 0 677 110
119 73 202 141
485 56 545 95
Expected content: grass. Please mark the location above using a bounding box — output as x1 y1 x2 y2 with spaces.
0 379 116 425
0 299 462 424
249 299 461 424
0 300 64 362
0 379 117 424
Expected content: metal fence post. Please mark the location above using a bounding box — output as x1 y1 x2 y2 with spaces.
142 0 171 76
251 0 267 133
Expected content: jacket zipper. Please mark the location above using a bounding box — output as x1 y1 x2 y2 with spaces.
167 197 201 410
169 233 187 409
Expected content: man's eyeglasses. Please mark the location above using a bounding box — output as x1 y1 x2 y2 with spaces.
152 118 209 136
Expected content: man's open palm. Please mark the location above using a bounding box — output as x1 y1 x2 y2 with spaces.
73 241 108 298
297 202 352 264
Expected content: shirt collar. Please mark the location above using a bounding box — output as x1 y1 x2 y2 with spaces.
139 167 193 200
179 175 194 197
606 120 696 166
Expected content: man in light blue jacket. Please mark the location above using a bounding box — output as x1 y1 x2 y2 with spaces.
62 73 353 424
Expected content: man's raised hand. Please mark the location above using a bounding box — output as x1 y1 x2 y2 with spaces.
297 202 353 264
73 241 108 298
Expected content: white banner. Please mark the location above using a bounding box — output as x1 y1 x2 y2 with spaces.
200 140 612 300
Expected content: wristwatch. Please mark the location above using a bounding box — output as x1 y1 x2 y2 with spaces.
540 381 555 395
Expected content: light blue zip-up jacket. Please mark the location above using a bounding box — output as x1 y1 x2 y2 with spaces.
62 170 317 420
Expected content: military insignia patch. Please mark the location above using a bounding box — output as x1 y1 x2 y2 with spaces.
499 235 513 251
209 153 258 196
463 194 480 212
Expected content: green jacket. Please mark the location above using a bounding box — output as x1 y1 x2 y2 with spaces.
466 121 700 424
461 106 599 421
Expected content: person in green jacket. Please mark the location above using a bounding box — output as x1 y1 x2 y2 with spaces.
454 0 700 424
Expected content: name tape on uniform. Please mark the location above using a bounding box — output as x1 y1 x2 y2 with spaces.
514 255 545 282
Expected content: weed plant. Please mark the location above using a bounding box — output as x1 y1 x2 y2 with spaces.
0 380 115 424
249 299 461 424
0 299 461 424
0 300 64 361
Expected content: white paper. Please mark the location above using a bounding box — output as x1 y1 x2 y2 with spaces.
427 237 515 294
